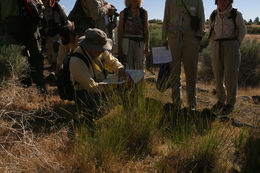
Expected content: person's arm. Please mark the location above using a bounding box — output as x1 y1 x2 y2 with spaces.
196 0 205 38
162 0 169 48
236 11 247 44
102 51 124 73
117 11 124 58
81 0 109 20
144 9 150 57
69 56 108 93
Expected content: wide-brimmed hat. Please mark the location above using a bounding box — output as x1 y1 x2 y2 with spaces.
79 28 112 51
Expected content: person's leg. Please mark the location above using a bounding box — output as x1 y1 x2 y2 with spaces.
168 34 182 104
133 41 145 70
25 28 45 91
211 41 226 104
222 40 241 114
182 36 200 109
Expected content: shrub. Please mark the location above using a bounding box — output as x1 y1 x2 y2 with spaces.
247 26 260 34
198 40 260 87
0 44 30 84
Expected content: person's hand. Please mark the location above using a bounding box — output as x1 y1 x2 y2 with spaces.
108 7 116 16
145 47 150 57
118 68 134 85
55 64 61 76
163 41 168 50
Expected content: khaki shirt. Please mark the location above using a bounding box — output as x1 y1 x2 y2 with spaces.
162 0 205 43
81 0 109 34
209 6 247 43
69 47 124 91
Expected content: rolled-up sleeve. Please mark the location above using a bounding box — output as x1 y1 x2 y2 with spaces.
81 0 108 21
102 51 124 73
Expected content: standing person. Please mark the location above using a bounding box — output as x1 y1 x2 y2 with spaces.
162 0 205 110
68 0 116 37
69 28 131 125
209 0 246 115
55 20 79 75
41 0 68 70
0 0 47 93
118 0 150 70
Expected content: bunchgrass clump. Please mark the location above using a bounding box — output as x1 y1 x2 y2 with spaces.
74 84 163 170
0 44 29 85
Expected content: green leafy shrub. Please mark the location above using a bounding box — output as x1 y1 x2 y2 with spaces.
247 26 260 34
0 44 29 84
198 40 260 87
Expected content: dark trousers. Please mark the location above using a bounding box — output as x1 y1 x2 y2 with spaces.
5 16 44 87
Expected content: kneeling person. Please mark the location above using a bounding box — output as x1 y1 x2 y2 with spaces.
70 28 129 124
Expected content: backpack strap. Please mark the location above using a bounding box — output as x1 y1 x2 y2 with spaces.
208 10 217 39
123 7 146 41
71 47 97 81
229 8 238 33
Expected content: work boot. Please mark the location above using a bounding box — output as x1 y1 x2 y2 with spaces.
211 101 225 112
37 84 47 94
221 104 234 115
20 77 32 88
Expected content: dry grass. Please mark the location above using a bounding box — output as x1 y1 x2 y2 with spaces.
0 75 259 172
244 34 260 42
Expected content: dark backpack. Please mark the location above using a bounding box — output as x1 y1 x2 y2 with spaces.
68 0 94 36
22 0 44 20
208 8 237 39
56 47 91 101
123 7 146 40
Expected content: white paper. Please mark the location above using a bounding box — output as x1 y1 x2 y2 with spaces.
98 74 125 85
126 70 145 83
152 47 172 64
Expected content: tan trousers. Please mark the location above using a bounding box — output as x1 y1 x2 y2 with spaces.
168 33 200 108
211 40 241 106
126 40 145 70
44 35 60 64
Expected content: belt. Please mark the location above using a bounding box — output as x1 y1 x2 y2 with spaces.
214 38 237 41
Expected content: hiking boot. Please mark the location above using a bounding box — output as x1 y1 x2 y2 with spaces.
211 101 225 112
37 85 47 94
20 77 32 88
221 104 234 115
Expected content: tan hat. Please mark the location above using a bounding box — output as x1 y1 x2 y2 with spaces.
79 28 112 51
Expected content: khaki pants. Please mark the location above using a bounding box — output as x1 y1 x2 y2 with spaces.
168 33 200 108
211 40 241 106
126 40 145 70
44 35 60 64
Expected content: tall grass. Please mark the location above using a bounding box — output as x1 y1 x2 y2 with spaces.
73 85 163 170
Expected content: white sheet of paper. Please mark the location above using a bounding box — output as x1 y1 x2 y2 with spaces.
126 70 144 83
98 74 125 85
152 47 172 64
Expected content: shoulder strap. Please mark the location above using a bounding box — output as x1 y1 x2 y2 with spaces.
123 8 129 32
230 8 238 31
181 0 192 17
208 10 217 39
